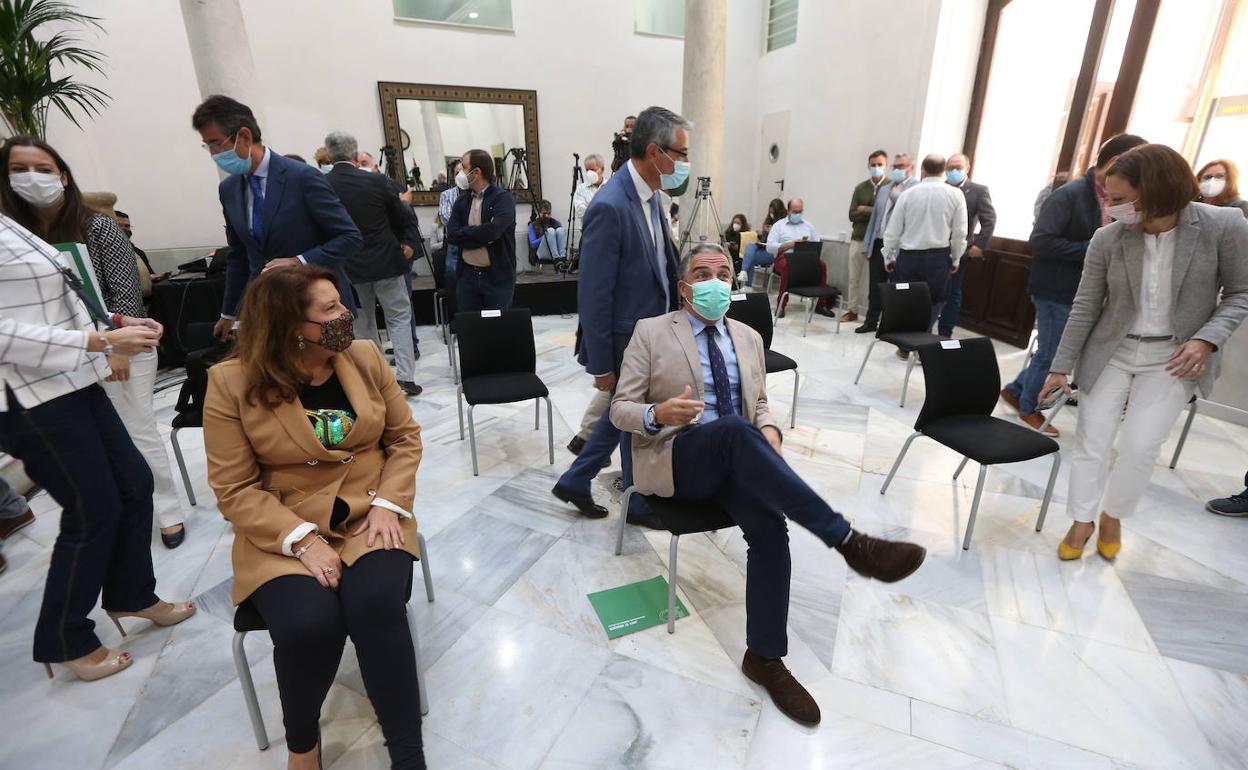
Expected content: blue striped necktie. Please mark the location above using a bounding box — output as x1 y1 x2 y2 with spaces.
247 174 265 242
704 326 736 418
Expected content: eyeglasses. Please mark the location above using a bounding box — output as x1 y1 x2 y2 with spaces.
201 132 237 154
662 146 690 162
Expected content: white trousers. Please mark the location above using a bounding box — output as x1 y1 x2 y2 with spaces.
102 349 188 529
576 388 612 441
846 239 867 314
1066 339 1195 523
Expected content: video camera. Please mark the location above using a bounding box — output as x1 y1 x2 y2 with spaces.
611 130 630 172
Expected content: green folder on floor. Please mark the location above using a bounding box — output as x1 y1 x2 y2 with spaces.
588 576 689 639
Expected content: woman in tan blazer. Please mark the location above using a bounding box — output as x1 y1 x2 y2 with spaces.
204 266 426 770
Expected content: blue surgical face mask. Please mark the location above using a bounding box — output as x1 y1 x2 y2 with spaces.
320 164 333 174
868 165 885 179
788 212 803 224
946 169 966 185
688 278 732 321
211 135 252 176
889 168 906 183
656 150 691 192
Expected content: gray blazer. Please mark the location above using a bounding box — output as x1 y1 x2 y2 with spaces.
1052 202 1248 396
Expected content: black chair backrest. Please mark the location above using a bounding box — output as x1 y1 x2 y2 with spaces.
786 243 823 289
914 336 1000 431
725 292 773 349
878 281 932 335
176 336 232 416
454 308 537 380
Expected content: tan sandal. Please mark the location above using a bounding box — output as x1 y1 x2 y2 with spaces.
43 647 133 682
108 600 197 636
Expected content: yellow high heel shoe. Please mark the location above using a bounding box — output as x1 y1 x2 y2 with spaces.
42 647 133 681
1058 540 1085 560
107 600 197 637
1096 512 1121 561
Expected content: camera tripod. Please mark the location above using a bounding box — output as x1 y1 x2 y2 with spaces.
677 176 726 258
506 147 530 191
562 153 584 272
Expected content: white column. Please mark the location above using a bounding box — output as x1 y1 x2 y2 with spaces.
679 0 727 245
179 0 266 127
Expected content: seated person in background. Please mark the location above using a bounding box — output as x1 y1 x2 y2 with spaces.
723 213 750 264
765 198 836 318
204 266 427 770
611 243 927 726
528 199 567 261
738 197 786 287
114 209 169 283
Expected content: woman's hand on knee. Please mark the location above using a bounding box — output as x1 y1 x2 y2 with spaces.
298 539 343 590
352 506 405 550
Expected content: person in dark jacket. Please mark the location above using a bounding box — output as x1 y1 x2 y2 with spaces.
447 149 517 312
937 153 997 338
323 131 423 397
1000 134 1146 434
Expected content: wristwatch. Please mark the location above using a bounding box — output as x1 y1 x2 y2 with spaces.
98 331 113 357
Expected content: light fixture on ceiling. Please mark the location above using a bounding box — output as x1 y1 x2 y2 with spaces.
468 11 479 18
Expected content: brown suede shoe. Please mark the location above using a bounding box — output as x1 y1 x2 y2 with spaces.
1019 412 1059 437
836 530 926 582
999 387 1020 413
0 509 34 540
742 650 820 726
839 311 859 322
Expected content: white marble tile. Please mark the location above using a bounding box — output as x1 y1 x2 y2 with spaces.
1164 657 1248 770
1119 570 1248 674
425 509 557 606
328 723 500 770
846 522 988 613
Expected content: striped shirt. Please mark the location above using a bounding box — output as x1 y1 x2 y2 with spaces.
0 215 110 411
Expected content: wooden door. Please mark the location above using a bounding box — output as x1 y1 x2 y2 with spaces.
959 236 1036 349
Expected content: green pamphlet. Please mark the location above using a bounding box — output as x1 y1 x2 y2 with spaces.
588 576 689 639
52 242 104 311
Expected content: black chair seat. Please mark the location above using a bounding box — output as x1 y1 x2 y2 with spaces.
923 415 1059 465
233 600 266 633
461 372 549 405
880 331 941 351
172 411 203 430
790 286 840 299
765 349 797 373
638 495 735 535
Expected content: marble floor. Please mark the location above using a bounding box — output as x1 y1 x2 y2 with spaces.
2 306 1248 770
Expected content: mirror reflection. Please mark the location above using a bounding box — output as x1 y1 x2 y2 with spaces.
396 99 530 192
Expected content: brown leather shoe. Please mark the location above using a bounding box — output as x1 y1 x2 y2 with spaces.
999 387 1020 413
1019 412 1059 437
839 311 858 322
836 530 926 582
742 650 820 725
0 509 34 540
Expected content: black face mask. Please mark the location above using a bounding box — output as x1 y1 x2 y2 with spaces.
305 311 354 352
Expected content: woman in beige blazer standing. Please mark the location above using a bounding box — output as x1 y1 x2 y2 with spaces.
204 266 426 769
1042 144 1248 561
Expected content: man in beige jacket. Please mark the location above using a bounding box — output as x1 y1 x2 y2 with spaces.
611 243 926 726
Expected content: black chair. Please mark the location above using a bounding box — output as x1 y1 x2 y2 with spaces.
854 281 940 407
231 546 434 750
880 337 1061 550
454 308 554 476
169 322 228 506
775 243 842 337
727 292 799 428
614 486 736 634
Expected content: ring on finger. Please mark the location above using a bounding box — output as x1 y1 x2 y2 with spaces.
322 567 337 574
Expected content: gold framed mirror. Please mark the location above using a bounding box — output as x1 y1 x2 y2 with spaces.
377 82 541 206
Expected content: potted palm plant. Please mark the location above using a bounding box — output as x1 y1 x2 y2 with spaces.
0 0 109 139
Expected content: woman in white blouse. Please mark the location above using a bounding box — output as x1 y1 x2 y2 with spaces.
1041 144 1248 561
0 214 195 681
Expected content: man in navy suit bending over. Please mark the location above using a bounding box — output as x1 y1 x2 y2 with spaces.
192 95 362 341
552 106 689 520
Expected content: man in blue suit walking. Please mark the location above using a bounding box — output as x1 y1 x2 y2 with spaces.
552 106 690 520
191 95 362 340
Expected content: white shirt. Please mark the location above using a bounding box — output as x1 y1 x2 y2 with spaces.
765 217 820 255
573 180 602 219
0 216 111 412
881 176 968 265
626 160 663 245
1133 227 1176 336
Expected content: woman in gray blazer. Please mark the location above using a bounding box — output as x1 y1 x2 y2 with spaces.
1041 144 1248 562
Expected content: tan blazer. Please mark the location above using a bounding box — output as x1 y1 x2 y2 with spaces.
204 340 423 603
611 310 778 497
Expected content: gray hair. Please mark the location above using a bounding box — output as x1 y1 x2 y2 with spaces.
585 153 605 171
629 106 693 160
324 131 358 163
678 242 729 278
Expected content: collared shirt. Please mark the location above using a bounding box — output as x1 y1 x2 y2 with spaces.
644 311 742 432
765 217 820 255
1133 227 1176 337
626 160 662 246
0 215 111 411
881 176 968 264
573 181 601 219
438 184 461 225
462 191 491 267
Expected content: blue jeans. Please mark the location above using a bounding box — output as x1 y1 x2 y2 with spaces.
0 477 27 520
456 266 515 313
536 227 566 260
1006 296 1071 416
937 260 966 337
741 242 775 285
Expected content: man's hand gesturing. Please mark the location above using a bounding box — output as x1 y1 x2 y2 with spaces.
654 385 704 427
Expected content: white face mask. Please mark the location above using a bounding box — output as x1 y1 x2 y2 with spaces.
1105 200 1142 225
9 171 65 208
731 223 742 232
1200 177 1226 198
454 170 470 190
584 170 599 186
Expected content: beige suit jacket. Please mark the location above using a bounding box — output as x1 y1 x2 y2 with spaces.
611 310 779 497
204 340 423 603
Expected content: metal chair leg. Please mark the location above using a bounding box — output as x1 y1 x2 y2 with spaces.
1038 391 1069 434
790 370 799 429
952 456 970 480
1169 399 1198 469
881 431 921 494
615 486 635 556
406 605 429 716
1036 451 1061 532
854 339 877 385
467 404 479 476
456 386 465 440
900 351 916 408
545 397 555 465
667 535 680 634
962 465 989 550
534 398 540 430
774 291 789 323
170 427 197 507
233 631 269 751
417 531 434 602
802 299 814 338
450 334 459 384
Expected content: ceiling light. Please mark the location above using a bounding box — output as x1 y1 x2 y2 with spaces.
468 11 479 18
